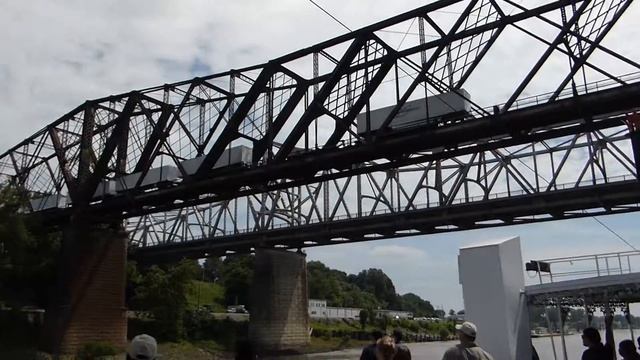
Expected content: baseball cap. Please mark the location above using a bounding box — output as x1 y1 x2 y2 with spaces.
128 334 158 360
455 321 478 337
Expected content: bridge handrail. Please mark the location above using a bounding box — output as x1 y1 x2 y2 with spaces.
529 249 640 283
144 174 637 238
468 71 640 118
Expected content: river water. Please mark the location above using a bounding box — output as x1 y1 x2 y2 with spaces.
277 329 637 360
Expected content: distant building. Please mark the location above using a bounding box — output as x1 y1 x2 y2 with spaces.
376 309 413 320
308 299 328 317
308 299 412 320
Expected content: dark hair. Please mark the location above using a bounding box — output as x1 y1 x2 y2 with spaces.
620 339 637 354
583 327 601 344
459 332 476 342
393 329 403 343
372 329 384 341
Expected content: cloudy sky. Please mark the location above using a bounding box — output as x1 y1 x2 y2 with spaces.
2 0 640 311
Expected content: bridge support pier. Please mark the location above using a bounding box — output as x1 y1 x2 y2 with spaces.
249 249 309 353
44 224 127 355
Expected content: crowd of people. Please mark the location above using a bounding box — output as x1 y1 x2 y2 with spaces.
580 313 640 360
357 316 640 360
360 321 492 360
125 316 640 360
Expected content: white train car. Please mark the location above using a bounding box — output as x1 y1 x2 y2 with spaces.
178 145 253 176
29 194 68 212
356 89 471 134
96 145 252 195
115 165 180 192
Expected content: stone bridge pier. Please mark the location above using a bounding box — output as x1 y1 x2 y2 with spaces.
44 222 127 355
249 249 310 353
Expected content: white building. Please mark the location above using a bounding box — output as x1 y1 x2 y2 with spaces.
308 299 413 320
376 309 413 320
308 299 328 317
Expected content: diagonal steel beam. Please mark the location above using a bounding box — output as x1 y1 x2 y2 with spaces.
196 66 274 176
253 80 308 164
324 48 396 147
502 0 593 112
48 127 78 200
549 0 634 101
78 95 138 204
274 36 370 161
133 103 173 173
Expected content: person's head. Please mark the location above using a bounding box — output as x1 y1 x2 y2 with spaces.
582 327 602 347
455 321 477 344
637 336 640 350
619 339 638 358
376 335 396 360
127 334 157 360
392 329 403 343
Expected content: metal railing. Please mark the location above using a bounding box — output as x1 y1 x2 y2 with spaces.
529 250 640 284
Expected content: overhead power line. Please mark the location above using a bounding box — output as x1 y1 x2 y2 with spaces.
307 0 352 32
592 216 638 252
307 0 638 253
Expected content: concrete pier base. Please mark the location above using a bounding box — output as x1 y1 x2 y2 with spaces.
44 224 127 355
249 249 309 352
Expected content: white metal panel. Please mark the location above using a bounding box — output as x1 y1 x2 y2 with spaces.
93 180 116 198
458 236 531 360
115 165 180 192
356 89 471 134
179 145 254 176
29 194 67 211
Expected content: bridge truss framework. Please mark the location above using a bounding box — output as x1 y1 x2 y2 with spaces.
1 0 640 260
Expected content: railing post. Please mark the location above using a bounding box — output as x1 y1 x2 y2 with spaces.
605 257 610 276
618 254 623 274
595 255 601 277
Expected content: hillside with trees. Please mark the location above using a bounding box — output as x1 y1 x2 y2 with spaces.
306 260 436 316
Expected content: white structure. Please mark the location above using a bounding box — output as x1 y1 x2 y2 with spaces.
29 194 68 211
458 237 531 360
376 309 413 320
308 299 328 317
326 306 362 319
308 299 361 319
308 299 412 320
179 145 253 175
356 89 471 134
115 165 180 192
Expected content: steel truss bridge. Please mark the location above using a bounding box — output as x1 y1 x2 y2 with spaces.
2 0 640 262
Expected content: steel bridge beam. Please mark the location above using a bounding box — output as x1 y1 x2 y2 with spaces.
57 83 640 219
131 180 640 263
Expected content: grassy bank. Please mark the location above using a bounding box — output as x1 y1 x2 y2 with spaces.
186 280 226 312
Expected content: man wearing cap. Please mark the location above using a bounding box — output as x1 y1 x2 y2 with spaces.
127 334 158 360
442 321 494 360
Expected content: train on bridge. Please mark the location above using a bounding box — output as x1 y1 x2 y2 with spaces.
28 90 472 213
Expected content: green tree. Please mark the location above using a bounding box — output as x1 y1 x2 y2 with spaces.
132 259 199 340
359 309 369 329
0 183 61 308
202 256 222 282
219 255 254 307
351 268 399 309
308 261 382 309
399 293 435 317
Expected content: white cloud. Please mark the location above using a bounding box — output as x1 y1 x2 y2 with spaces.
2 0 640 312
370 244 426 259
